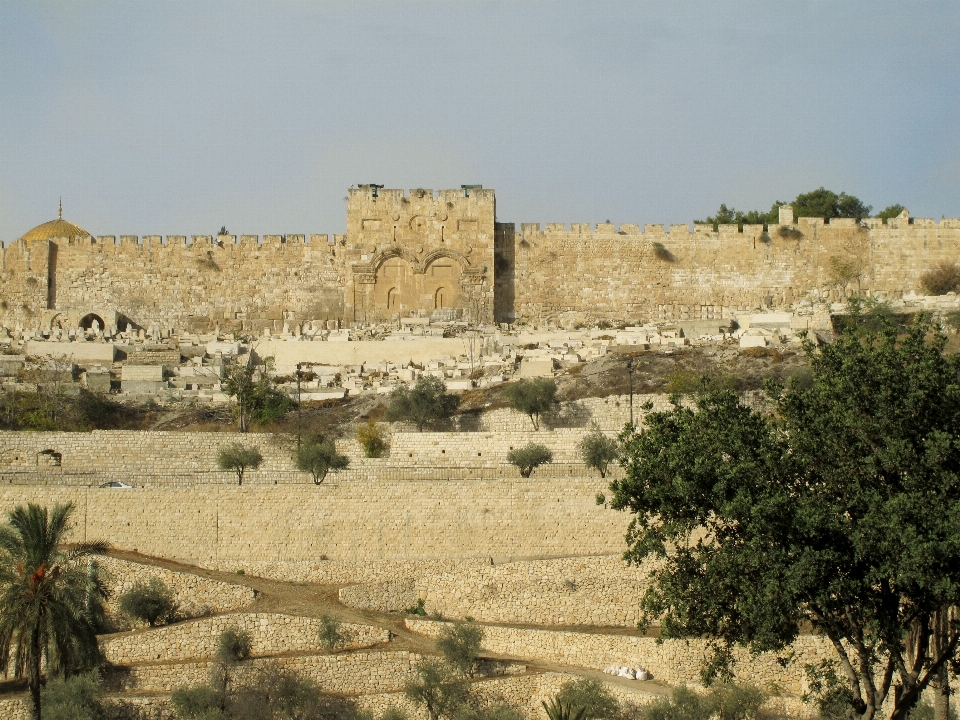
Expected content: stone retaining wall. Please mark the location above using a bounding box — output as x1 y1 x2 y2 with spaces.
97 555 254 625
107 650 421 695
340 555 655 627
0 479 624 563
406 618 833 697
102 613 388 665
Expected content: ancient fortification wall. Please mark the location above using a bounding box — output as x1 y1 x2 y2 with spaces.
4 188 959 330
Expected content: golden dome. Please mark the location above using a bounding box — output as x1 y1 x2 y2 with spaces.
21 203 91 242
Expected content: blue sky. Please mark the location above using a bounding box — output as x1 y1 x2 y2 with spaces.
2 1 958 241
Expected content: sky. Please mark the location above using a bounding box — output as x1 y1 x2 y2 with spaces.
1 1 959 241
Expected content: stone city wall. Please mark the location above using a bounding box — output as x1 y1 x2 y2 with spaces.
5 189 960 331
341 554 655 627
102 613 388 665
499 215 960 325
0 477 626 565
97 555 255 624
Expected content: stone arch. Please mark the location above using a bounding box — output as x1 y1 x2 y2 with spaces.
79 313 105 331
387 287 400 311
369 247 423 275
435 287 449 309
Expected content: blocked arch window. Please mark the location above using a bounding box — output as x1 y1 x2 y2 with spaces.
387 288 399 310
79 313 105 331
435 287 448 309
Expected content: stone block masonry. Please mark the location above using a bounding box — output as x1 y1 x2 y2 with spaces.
102 613 389 665
97 555 255 624
0 477 627 565
5 187 960 330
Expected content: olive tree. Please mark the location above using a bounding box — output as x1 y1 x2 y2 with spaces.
294 438 349 484
503 378 557 430
507 443 553 478
217 443 264 485
384 376 460 431
606 313 960 720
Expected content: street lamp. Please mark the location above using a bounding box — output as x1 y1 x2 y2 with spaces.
626 356 636 426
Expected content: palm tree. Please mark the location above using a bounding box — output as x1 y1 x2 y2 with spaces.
0 503 109 720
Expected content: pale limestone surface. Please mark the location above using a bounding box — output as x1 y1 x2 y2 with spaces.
4 187 959 332
340 555 656 627
102 613 388 665
97 555 255 624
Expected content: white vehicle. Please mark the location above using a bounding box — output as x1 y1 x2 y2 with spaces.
99 481 133 489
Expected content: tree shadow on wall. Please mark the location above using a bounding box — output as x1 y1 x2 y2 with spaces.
541 401 592 430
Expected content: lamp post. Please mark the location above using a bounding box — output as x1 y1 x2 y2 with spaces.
296 362 303 449
626 356 635 426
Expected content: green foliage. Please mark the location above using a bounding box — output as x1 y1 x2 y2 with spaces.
357 418 387 458
407 598 427 616
384 376 460 431
608 314 960 720
0 503 109 718
223 355 294 432
696 188 876 231
217 443 264 485
436 621 484 676
171 684 224 720
875 204 907 223
294 437 349 484
793 187 871 221
920 262 960 295
319 614 349 651
503 378 557 430
665 371 737 396
695 202 783 231
577 423 618 478
41 671 107 720
451 706 524 720
944 309 960 331
541 697 586 720
555 678 619 720
639 686 709 720
118 576 178 627
404 658 469 720
506 443 553 477
216 626 252 665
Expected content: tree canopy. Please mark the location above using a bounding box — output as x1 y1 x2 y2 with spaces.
607 313 960 720
294 437 349 484
503 377 557 431
696 187 883 230
0 503 109 719
384 376 460 431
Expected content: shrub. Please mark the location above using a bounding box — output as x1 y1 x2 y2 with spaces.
406 598 427 616
507 443 553 477
503 378 557 430
555 678 619 720
384 376 460 431
357 418 387 458
639 683 766 720
295 437 349 484
404 658 469 720
170 685 223 720
216 626 252 664
319 614 350 651
576 423 618 478
217 443 263 485
42 671 107 720
118 577 177 627
920 262 960 295
452 706 524 720
436 621 484 677
542 697 587 720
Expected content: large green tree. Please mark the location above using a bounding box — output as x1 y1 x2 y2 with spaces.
697 187 876 229
607 314 960 720
0 503 109 720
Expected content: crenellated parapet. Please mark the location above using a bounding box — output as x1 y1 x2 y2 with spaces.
4 190 960 332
